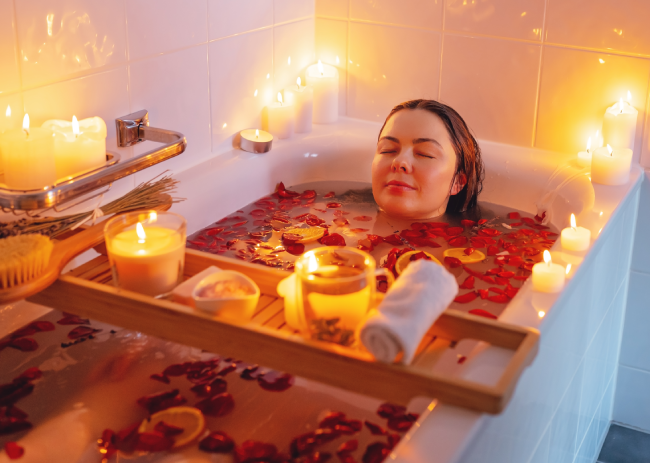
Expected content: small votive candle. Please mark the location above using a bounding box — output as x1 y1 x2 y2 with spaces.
577 137 592 168
284 77 313 133
561 214 591 252
240 129 273 154
532 250 566 293
105 211 186 297
602 94 638 151
266 92 294 139
591 144 632 185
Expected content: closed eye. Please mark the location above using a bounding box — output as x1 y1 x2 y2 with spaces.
416 152 434 159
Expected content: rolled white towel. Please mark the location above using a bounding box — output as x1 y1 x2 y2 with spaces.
359 259 459 364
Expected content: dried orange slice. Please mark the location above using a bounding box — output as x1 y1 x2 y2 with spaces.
395 250 441 275
282 227 325 243
442 247 486 264
138 406 205 448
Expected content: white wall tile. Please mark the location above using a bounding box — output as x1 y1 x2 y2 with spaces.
631 171 650 273
275 0 315 24
613 365 650 432
130 45 211 179
315 18 347 115
316 0 348 18
351 0 443 30
620 271 650 371
126 0 207 60
209 28 274 151
273 19 315 92
348 22 440 122
0 0 20 94
445 0 545 41
15 0 127 88
440 35 540 146
208 0 273 40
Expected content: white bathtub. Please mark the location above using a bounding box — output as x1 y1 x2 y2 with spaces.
0 117 642 463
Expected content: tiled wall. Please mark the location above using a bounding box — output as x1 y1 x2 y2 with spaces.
315 0 650 166
0 0 315 200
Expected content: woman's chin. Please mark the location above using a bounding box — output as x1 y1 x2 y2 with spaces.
378 202 444 221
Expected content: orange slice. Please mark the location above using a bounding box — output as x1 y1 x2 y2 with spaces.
395 250 441 275
282 227 325 243
138 406 205 448
442 247 486 264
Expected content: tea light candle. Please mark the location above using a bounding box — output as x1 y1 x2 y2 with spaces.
561 214 591 251
266 92 294 139
532 250 566 293
106 212 185 297
284 77 313 133
0 114 56 190
42 116 107 180
602 94 637 151
305 60 339 124
591 144 632 185
577 137 592 168
240 128 273 154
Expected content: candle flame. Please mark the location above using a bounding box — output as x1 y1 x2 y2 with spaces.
619 97 624 112
296 77 301 88
306 252 318 273
255 129 259 139
72 115 80 136
570 213 577 229
318 60 324 76
136 222 146 242
543 250 551 265
336 55 340 65
5 105 10 117
149 211 157 222
607 144 613 155
22 114 30 137
538 310 546 318
566 264 571 275
277 92 283 105
628 90 632 102
586 137 591 152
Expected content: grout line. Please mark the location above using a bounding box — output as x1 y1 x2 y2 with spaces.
10 0 24 112
348 17 441 33
437 0 446 101
205 0 213 154
123 0 132 114
637 64 650 166
530 0 549 148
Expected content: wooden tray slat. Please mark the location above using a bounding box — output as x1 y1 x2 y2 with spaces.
30 248 539 414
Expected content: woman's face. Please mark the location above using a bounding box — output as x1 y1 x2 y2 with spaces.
372 109 463 220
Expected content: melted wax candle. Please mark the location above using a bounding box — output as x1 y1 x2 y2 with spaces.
284 77 313 133
591 144 632 185
532 250 565 293
305 60 339 124
561 214 591 252
603 93 638 151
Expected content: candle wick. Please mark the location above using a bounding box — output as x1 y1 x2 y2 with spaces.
572 226 576 232
547 261 551 268
23 128 29 138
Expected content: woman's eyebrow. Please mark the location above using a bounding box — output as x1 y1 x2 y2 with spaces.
413 138 443 148
378 136 400 143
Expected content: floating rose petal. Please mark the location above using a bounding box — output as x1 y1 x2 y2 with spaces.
459 275 475 290
362 442 391 463
383 234 402 246
302 190 317 199
195 392 235 417
454 292 477 303
464 247 475 256
324 192 336 198
67 326 102 340
460 220 476 227
199 431 235 453
446 227 464 236
15 367 42 382
0 380 34 407
4 442 24 459
387 413 418 432
190 377 227 397
137 389 187 415
353 216 373 221
350 228 370 234
444 256 463 268
488 294 510 303
478 228 501 237
338 439 359 455
333 217 349 227
387 433 401 449
364 421 387 436
154 421 185 437
321 234 346 247
285 242 306 255
507 212 521 219
135 431 175 452
468 309 497 319
258 371 294 391
9 338 38 352
377 403 406 419
237 440 280 462
240 365 260 380
217 363 238 377
57 315 89 325
327 202 342 209
448 236 468 247
477 289 489 299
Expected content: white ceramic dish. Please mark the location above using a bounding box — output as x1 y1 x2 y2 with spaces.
192 270 260 319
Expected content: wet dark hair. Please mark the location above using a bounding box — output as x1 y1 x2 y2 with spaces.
378 99 485 213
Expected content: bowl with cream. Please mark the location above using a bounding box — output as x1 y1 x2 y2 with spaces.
192 270 260 319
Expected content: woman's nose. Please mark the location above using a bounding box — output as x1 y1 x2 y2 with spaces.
391 153 412 174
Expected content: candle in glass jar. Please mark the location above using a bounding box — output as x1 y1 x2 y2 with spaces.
305 60 339 124
266 92 294 139
42 116 107 180
561 214 591 251
602 93 637 151
284 77 313 133
591 144 632 185
532 250 565 293
0 114 56 190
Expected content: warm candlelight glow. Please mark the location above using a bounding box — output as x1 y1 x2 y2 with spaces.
149 211 157 222
297 77 301 88
566 264 571 275
543 250 551 266
307 252 318 273
255 129 259 139
627 90 632 102
277 92 283 105
619 97 624 113
22 114 30 136
5 105 10 117
136 222 146 243
318 60 324 76
586 137 591 153
570 213 577 230
538 310 545 318
72 115 80 137
607 144 613 155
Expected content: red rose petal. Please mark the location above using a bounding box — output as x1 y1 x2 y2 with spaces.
387 433 401 449
199 431 235 453
137 389 187 415
237 440 279 462
338 439 359 455
327 202 342 209
57 315 90 325
478 228 501 237
135 431 174 452
468 309 497 319
446 227 464 236
488 294 510 303
507 212 521 219
354 216 373 221
321 233 346 247
460 220 476 227
459 275 475 290
464 247 475 256
154 421 184 437
285 242 306 255
454 291 478 303
477 289 489 299
444 256 463 268
258 371 294 391
67 326 102 340
448 236 468 247
15 367 42 382
9 338 38 352
377 403 406 419
364 421 387 436
4 442 24 459
362 442 391 463
387 413 418 432
190 377 227 397
195 392 235 417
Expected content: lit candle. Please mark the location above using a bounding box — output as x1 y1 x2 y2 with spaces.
591 144 632 185
240 128 273 154
266 92 294 139
0 114 56 190
284 77 313 133
305 60 339 124
0 105 14 132
592 129 604 149
532 250 566 293
105 211 186 297
42 116 107 180
602 92 638 151
577 137 592 168
561 214 591 251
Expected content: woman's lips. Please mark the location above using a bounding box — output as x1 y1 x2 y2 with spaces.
385 180 416 193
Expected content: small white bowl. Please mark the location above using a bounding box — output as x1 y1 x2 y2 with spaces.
192 270 260 320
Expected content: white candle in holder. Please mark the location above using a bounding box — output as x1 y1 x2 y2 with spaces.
532 250 565 293
591 144 632 185
284 77 313 133
240 129 273 154
602 93 637 151
266 92 294 139
305 60 339 124
577 137 592 168
561 214 591 251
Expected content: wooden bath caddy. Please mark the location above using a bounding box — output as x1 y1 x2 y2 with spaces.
27 248 539 415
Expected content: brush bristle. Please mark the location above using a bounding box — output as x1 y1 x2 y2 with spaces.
0 234 53 289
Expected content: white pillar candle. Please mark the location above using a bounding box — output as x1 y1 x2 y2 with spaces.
284 77 313 133
532 250 566 293
0 114 56 190
591 144 632 185
602 94 638 151
240 129 273 154
266 92 294 139
577 137 592 168
42 116 107 180
305 60 339 124
561 214 591 252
